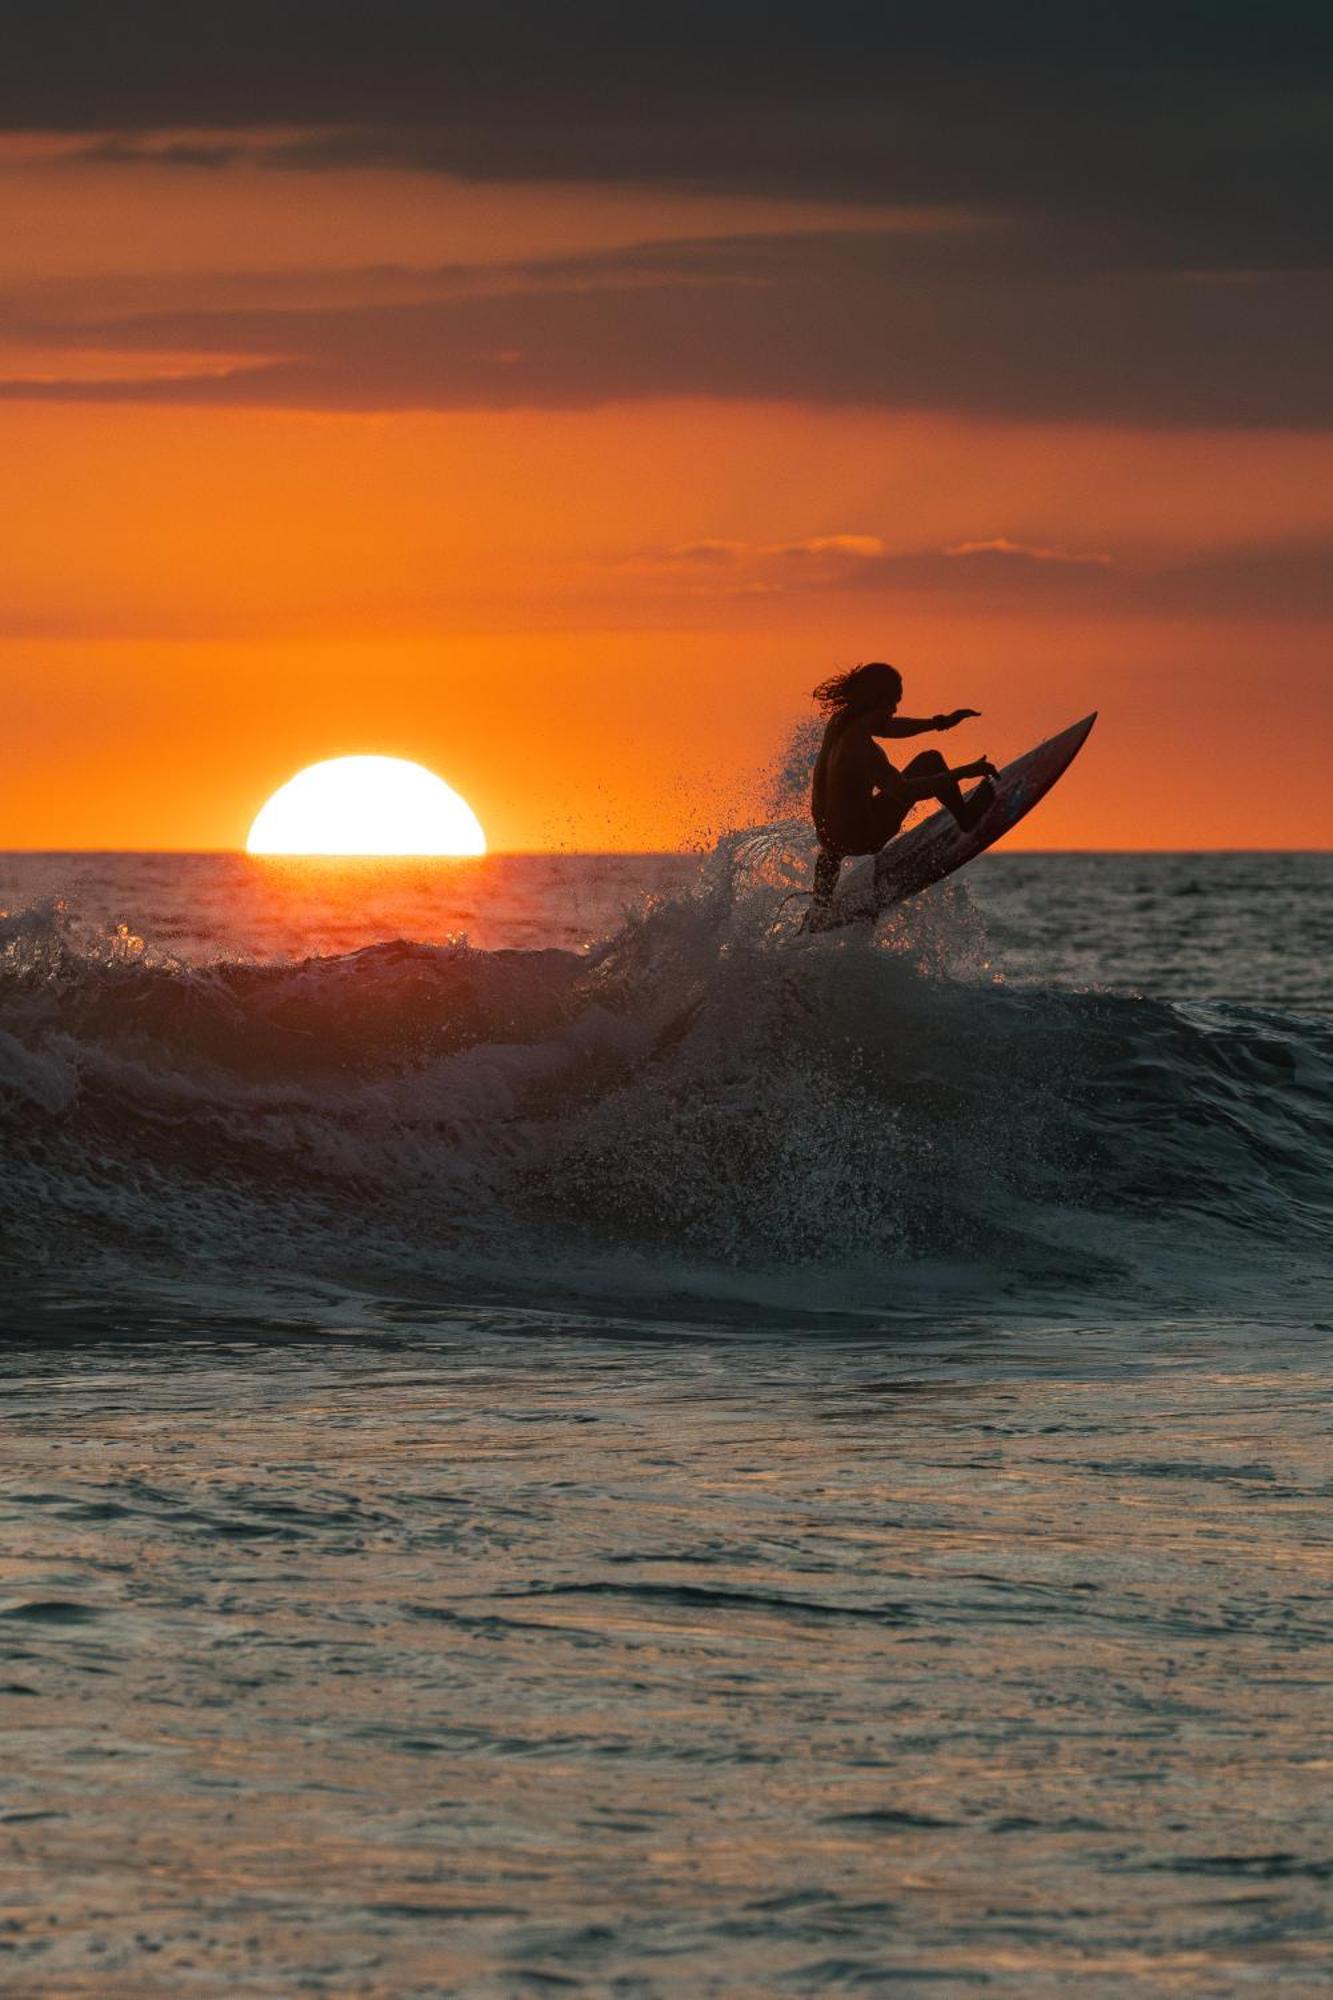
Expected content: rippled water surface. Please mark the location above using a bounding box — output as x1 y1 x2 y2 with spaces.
2 846 1331 1993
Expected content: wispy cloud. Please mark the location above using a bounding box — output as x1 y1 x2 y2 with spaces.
628 531 1333 619
1 232 1328 427
944 537 1112 567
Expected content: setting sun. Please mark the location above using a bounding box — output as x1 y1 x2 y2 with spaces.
246 755 487 856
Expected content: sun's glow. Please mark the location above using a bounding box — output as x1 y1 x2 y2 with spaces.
247 755 487 856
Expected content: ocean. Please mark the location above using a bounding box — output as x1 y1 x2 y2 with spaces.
3 842 1332 1995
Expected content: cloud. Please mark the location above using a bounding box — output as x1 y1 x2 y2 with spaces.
944 538 1112 566
2 230 1330 427
777 536 888 561
671 536 888 565
633 531 1333 619
0 5 1328 271
1133 542 1333 620
3 11 1328 435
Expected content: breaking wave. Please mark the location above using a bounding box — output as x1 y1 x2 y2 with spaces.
2 836 1330 1328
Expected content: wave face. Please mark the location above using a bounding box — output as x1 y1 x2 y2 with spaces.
3 851 1331 1325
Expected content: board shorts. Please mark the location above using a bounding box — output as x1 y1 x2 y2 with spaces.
816 790 910 871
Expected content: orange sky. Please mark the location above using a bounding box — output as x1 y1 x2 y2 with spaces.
2 138 1330 850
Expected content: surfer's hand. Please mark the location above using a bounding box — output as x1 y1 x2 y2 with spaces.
974 758 999 781
940 708 980 728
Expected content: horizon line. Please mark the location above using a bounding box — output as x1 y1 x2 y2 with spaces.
2 846 1331 860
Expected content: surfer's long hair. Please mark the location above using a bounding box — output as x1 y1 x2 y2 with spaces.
811 660 903 716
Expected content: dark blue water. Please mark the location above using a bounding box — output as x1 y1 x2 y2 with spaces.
2 847 1331 1992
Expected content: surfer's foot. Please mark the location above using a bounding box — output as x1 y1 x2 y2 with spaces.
956 778 996 832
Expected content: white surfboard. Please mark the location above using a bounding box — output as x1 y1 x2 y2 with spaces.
822 712 1098 926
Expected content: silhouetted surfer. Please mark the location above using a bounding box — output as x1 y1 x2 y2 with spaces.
809 662 997 916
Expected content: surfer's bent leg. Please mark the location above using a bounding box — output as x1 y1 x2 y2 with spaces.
903 751 994 833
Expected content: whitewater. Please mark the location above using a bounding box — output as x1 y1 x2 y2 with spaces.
3 842 1332 1994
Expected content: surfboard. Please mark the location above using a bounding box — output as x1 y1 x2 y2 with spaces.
819 711 1097 927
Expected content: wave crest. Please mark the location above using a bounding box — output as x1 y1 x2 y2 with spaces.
2 862 1330 1318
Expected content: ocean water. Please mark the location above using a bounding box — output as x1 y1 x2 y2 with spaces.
2 842 1331 1996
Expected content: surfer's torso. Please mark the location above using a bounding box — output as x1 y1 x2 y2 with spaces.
812 713 908 858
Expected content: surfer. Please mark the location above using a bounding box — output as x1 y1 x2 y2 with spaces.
809 661 997 911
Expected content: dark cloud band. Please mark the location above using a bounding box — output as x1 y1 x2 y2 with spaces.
3 232 1329 428
5 4 1331 270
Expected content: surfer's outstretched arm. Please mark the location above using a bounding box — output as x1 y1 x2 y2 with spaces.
876 708 979 738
